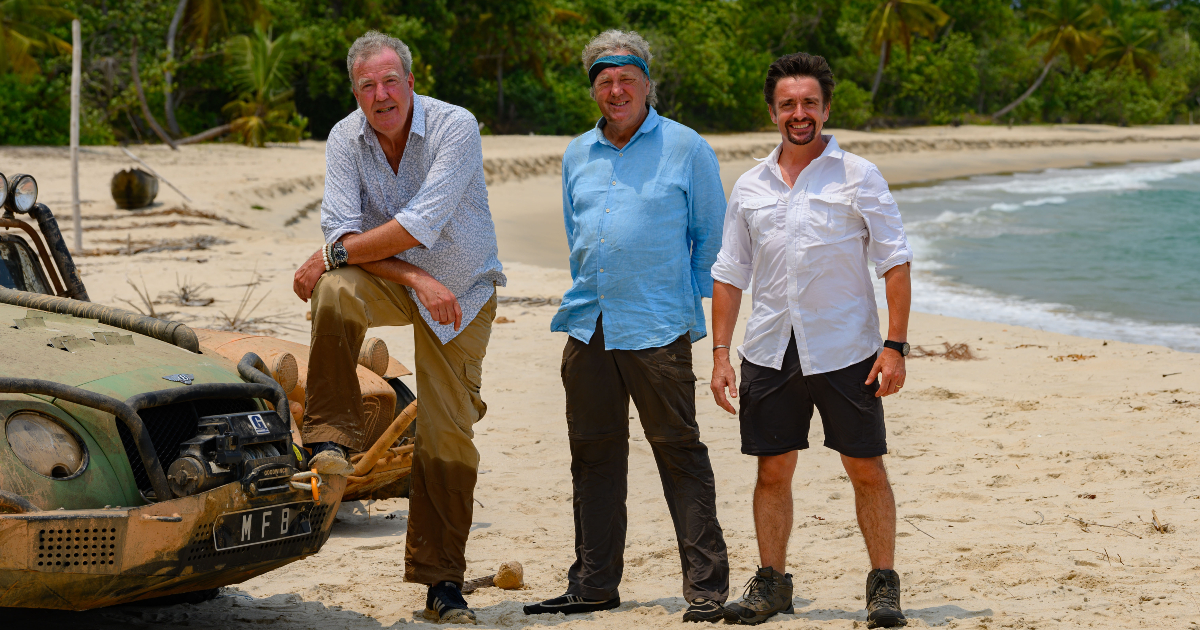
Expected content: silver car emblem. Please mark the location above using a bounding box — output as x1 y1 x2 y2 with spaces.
163 373 195 386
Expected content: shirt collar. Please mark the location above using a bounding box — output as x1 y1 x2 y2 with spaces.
761 134 842 186
358 92 426 139
593 106 661 148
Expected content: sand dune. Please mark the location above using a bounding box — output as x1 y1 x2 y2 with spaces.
2 126 1200 628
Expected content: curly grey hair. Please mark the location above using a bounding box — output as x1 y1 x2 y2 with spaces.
347 31 413 86
582 29 657 108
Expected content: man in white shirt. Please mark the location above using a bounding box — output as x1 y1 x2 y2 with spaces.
709 53 913 628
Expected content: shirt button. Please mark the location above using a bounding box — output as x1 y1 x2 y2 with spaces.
611 181 616 185
601 238 605 243
619 152 623 156
600 295 605 299
600 268 604 272
605 208 610 213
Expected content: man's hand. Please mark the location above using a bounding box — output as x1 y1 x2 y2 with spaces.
711 351 738 414
866 348 906 397
411 274 462 331
293 248 326 302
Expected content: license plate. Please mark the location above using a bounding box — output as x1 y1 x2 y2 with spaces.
212 501 314 550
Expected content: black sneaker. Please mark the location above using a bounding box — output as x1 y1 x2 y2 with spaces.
682 597 726 622
723 567 794 625
424 581 477 624
523 593 620 615
865 569 907 628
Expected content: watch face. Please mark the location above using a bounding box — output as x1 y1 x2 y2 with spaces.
902 342 911 356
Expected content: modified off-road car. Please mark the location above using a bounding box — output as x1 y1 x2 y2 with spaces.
0 171 416 610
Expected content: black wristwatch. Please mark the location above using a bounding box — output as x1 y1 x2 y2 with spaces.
883 340 910 357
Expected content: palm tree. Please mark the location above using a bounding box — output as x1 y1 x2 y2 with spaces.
1093 20 1159 79
163 0 266 135
0 0 72 77
992 0 1104 119
864 0 949 99
222 26 306 147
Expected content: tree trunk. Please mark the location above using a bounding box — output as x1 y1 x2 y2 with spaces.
496 51 504 126
992 60 1055 120
163 0 188 136
130 39 179 150
176 123 233 145
870 40 890 100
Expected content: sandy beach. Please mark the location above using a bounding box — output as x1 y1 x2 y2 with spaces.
4 124 1200 629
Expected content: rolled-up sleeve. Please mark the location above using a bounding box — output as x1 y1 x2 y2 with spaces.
686 140 725 298
857 167 913 278
320 128 363 243
393 111 483 248
710 185 753 291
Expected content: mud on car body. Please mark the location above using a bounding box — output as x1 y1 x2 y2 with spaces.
0 173 348 610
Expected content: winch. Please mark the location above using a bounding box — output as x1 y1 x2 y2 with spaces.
167 410 296 498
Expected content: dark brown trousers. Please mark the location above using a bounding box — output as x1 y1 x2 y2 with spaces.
561 317 730 603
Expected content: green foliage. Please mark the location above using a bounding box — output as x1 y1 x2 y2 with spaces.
864 0 948 56
0 72 112 144
1028 0 1105 67
886 32 979 123
0 0 73 76
223 25 307 145
828 80 873 128
3 0 1200 144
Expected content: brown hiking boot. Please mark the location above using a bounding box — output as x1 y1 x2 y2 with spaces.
723 566 794 625
865 569 907 628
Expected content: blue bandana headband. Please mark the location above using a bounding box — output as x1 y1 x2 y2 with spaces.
588 54 650 85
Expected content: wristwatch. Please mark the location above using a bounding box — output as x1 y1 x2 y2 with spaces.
883 340 910 357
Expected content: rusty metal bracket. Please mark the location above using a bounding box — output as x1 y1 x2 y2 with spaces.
0 217 66 297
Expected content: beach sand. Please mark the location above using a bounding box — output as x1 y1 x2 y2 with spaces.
3 124 1200 628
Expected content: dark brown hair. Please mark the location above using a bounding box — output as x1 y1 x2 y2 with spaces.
763 53 835 109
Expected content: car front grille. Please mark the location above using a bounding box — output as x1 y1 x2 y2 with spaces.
115 398 259 497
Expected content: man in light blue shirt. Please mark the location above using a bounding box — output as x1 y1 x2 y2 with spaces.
524 29 730 623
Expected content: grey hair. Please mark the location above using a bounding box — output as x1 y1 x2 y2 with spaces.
582 29 657 108
347 31 413 87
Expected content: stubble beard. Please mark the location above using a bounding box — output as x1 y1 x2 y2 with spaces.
784 118 818 146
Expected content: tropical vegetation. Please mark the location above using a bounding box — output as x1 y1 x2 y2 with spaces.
4 0 1200 146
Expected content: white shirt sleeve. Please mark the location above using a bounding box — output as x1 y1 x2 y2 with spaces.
856 167 913 278
710 185 754 291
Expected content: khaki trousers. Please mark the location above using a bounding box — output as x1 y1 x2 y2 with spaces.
305 266 495 585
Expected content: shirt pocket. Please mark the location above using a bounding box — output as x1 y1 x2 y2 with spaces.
742 195 784 241
805 189 860 244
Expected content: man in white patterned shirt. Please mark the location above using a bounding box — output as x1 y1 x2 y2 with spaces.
709 53 912 628
291 31 504 624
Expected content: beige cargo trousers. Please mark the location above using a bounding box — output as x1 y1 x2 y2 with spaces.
303 265 495 586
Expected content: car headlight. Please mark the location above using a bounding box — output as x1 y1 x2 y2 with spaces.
0 173 8 209
6 174 36 214
5 411 86 479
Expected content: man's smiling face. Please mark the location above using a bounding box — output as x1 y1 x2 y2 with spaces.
592 55 649 128
769 76 829 146
353 48 415 136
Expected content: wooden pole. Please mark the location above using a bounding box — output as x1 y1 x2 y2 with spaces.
70 19 81 252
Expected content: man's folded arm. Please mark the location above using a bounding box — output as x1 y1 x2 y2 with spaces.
338 112 484 265
391 112 485 250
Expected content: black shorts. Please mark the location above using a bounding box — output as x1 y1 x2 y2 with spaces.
738 334 887 458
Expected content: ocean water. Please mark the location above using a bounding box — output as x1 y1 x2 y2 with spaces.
883 159 1200 352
